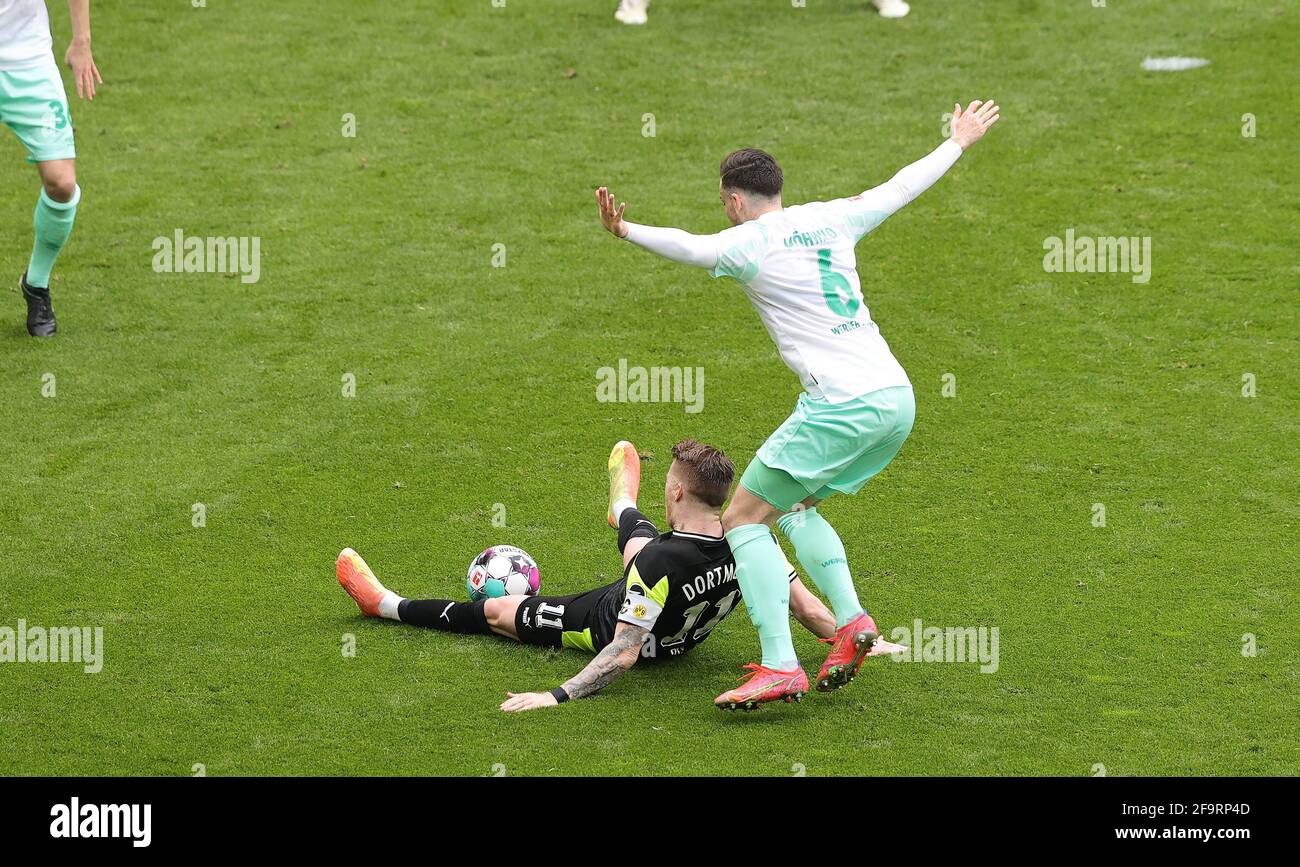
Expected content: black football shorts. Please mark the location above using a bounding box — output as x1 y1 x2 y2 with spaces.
514 582 618 652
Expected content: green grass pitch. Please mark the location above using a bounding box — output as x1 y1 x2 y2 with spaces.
1 0 1295 776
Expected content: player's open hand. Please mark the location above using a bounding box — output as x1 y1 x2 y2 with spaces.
866 637 909 657
594 187 629 239
950 100 998 150
64 40 102 101
500 691 560 713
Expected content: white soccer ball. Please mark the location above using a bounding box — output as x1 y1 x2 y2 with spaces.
466 545 541 600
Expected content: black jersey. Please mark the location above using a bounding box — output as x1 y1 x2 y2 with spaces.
592 530 744 661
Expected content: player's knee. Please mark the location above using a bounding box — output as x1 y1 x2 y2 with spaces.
721 502 758 533
482 597 508 628
722 487 779 532
42 172 77 203
722 504 767 533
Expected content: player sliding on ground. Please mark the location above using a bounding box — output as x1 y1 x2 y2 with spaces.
595 99 1000 709
337 440 853 712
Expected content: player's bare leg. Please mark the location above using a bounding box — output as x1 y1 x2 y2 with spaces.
36 158 76 203
482 596 524 640
622 534 652 568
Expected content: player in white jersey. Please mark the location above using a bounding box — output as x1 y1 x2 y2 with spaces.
614 2 909 26
595 99 1000 708
0 0 101 336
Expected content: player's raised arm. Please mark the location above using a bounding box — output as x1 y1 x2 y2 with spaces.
950 98 1000 151
840 99 999 230
64 0 102 101
594 187 721 269
500 622 647 712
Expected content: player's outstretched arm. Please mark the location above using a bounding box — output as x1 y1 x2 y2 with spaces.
65 0 102 101
594 187 720 269
949 99 1000 151
846 100 999 222
789 577 836 640
499 622 647 712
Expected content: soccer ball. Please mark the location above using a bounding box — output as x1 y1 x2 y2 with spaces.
466 545 541 601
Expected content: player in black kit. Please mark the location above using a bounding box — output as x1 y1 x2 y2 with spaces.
335 439 837 712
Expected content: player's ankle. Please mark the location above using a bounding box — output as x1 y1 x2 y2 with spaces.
378 591 404 620
611 497 637 523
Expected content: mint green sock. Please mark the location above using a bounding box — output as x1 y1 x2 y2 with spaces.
26 185 80 289
777 507 863 629
725 523 797 669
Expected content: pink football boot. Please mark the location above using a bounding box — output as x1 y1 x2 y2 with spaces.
815 612 879 691
714 663 809 711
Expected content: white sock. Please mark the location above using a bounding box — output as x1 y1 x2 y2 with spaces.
379 591 404 621
612 497 637 524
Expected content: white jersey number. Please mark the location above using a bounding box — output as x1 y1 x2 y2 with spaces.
659 590 741 647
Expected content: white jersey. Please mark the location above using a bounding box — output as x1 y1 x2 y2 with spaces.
709 198 911 403
624 139 963 404
0 0 52 71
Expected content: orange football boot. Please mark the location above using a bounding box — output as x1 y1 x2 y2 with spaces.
606 440 642 528
336 547 386 617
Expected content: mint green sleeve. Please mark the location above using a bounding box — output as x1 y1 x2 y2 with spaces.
827 199 892 243
709 222 768 283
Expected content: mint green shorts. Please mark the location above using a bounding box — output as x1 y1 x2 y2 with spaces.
740 385 915 510
0 60 76 163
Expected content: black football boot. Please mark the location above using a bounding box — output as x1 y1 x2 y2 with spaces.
20 272 56 337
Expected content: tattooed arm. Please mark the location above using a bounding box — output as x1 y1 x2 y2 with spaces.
499 622 647 713
559 622 647 699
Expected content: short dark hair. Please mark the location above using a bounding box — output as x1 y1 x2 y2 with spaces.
671 439 735 508
719 148 783 199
